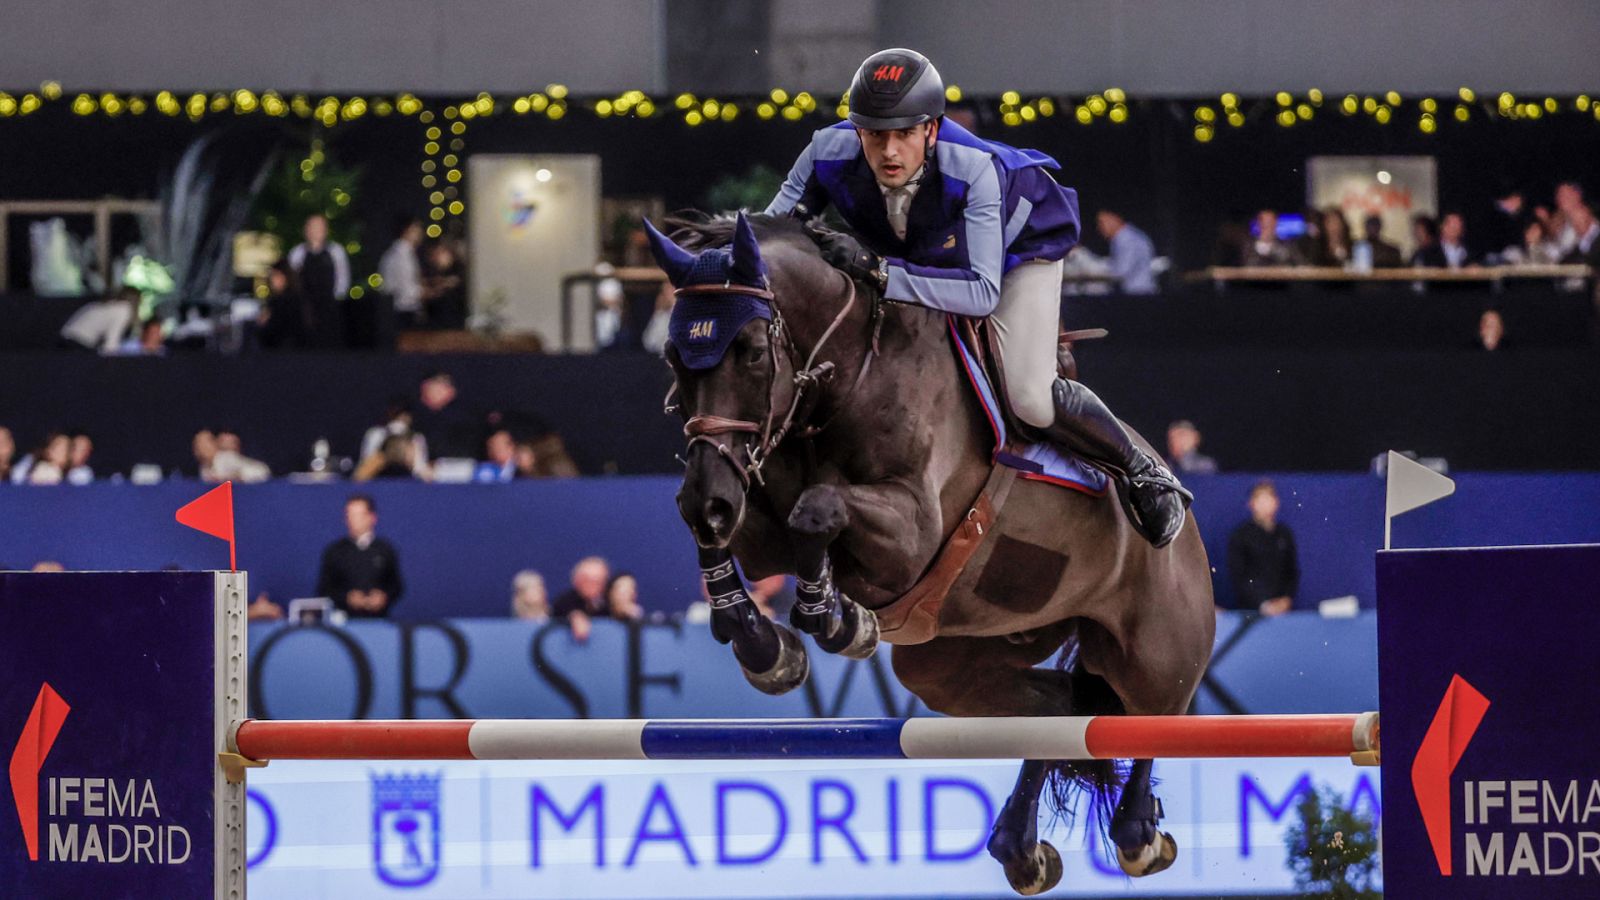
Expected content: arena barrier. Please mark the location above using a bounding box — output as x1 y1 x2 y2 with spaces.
6 542 1599 898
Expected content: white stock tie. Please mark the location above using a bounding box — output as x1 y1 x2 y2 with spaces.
885 187 912 241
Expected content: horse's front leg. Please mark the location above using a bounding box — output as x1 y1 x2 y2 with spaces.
699 546 810 695
785 483 881 659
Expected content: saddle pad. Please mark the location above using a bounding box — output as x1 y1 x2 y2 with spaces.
948 318 1109 496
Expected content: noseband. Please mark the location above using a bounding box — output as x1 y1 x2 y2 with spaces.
674 276 882 491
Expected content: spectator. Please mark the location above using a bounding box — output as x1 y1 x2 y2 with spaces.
475 429 516 483
641 282 674 355
1559 203 1600 267
58 286 140 352
526 433 580 478
594 277 633 350
605 573 645 623
379 216 425 328
1438 212 1471 269
191 429 218 480
1552 181 1587 256
0 426 15 483
1290 206 1323 264
1226 480 1299 617
360 402 430 478
209 430 271 483
1094 209 1158 294
31 560 65 572
411 371 484 461
749 574 795 621
552 556 610 641
512 570 550 622
247 592 286 622
316 495 404 619
1358 215 1404 268
512 440 540 479
1242 209 1298 267
1477 309 1508 352
66 430 94 484
354 432 424 481
1310 208 1353 267
1409 215 1447 268
14 432 71 485
1165 420 1218 475
1484 184 1528 263
285 213 350 348
422 241 467 329
258 259 312 350
1512 219 1563 265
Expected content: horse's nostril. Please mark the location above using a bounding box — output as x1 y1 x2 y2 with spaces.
703 498 734 533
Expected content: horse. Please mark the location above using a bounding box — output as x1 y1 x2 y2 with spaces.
652 211 1215 895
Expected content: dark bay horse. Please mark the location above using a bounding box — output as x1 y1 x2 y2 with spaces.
653 212 1214 895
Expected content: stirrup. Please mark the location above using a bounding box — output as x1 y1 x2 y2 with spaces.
1127 466 1193 503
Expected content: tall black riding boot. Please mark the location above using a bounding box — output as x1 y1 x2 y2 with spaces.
1041 378 1191 547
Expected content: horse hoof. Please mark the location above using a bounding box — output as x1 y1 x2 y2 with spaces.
1003 841 1062 896
1117 831 1178 877
814 597 879 660
741 624 810 695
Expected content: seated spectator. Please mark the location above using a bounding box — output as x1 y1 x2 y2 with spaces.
1093 209 1158 294
379 216 425 328
1438 212 1472 269
1477 309 1508 352
1165 420 1218 475
641 282 674 355
31 560 66 572
0 426 15 483
1551 181 1588 257
1510 219 1563 265
605 573 645 623
315 495 403 619
248 592 286 622
512 570 550 622
1225 480 1299 617
59 286 140 353
422 241 467 329
13 431 71 485
512 440 540 479
1358 215 1404 268
750 574 794 622
1559 203 1600 267
1242 209 1299 267
66 430 94 484
526 433 580 478
1409 215 1447 268
191 429 218 480
474 429 516 483
594 277 634 351
209 429 271 483
1309 208 1353 267
553 556 610 641
360 402 429 478
354 432 424 481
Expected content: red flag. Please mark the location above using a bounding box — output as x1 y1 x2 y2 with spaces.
176 481 236 570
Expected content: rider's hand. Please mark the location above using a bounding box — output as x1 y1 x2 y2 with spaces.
805 223 886 289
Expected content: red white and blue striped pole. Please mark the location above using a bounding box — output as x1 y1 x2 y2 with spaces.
230 713 1379 763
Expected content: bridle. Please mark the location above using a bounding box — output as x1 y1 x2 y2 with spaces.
671 273 883 491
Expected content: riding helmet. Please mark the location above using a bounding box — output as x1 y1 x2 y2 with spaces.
846 48 946 131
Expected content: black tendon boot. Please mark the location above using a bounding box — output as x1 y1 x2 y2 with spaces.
1043 378 1191 547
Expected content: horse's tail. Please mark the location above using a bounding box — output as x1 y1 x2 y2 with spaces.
1043 630 1127 848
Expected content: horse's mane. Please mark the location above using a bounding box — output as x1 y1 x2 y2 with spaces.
664 210 828 256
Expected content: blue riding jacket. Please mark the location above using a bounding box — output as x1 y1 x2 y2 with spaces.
765 118 1080 317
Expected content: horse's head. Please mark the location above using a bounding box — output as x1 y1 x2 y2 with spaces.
648 212 788 548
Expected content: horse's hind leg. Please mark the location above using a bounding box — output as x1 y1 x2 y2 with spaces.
700 547 809 695
785 484 879 659
1109 758 1177 876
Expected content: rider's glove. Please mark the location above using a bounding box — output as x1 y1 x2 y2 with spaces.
808 226 888 291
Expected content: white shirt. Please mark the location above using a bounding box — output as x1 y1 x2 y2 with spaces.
1107 223 1158 294
60 300 134 352
1442 241 1469 269
879 167 925 241
287 242 352 298
378 240 423 313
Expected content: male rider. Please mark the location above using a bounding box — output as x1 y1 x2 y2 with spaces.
765 48 1188 546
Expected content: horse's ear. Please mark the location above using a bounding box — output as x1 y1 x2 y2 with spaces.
728 211 764 285
643 218 696 286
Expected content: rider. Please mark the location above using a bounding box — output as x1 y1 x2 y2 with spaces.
765 48 1189 547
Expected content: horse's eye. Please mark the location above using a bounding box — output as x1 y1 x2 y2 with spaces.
747 345 767 366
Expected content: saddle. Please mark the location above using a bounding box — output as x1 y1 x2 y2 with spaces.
872 319 1110 645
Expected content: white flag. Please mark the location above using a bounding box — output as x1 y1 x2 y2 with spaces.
1384 451 1456 548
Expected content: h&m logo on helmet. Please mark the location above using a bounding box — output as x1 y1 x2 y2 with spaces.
688 320 715 341
7 682 194 865
872 64 906 83
372 772 442 887
1413 675 1600 878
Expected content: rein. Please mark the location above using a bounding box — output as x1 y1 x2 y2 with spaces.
676 273 883 490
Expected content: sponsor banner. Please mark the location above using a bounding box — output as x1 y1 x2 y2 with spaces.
0 572 226 898
247 757 1377 898
1379 545 1600 898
